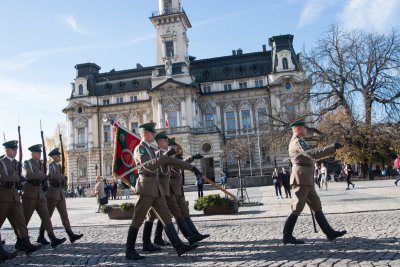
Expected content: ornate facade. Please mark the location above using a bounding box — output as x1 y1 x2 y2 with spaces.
63 0 309 186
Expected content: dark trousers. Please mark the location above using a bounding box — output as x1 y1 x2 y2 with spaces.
274 183 282 197
111 189 117 200
346 174 354 188
283 183 291 197
197 184 203 198
314 177 321 189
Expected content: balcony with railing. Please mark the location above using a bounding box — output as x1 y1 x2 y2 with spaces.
151 7 185 17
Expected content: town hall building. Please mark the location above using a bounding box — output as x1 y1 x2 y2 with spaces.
63 0 309 187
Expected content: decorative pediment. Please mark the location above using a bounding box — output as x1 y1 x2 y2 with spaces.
256 98 267 108
163 98 180 112
129 111 141 122
224 101 235 111
240 100 251 109
73 116 88 127
204 103 216 114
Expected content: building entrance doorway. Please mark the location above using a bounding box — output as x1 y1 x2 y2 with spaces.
201 157 215 182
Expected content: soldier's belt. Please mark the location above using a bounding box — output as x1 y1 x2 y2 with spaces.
0 182 16 188
49 181 61 188
27 180 42 186
293 163 314 168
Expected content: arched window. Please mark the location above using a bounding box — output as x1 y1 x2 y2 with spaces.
77 156 87 179
78 84 84 95
282 58 289 70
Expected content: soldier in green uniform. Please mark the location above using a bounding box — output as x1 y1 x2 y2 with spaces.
21 144 66 248
0 141 41 255
154 138 209 244
283 119 347 244
141 132 207 252
125 123 201 260
37 148 83 245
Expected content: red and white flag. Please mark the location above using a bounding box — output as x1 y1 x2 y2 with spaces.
165 114 169 128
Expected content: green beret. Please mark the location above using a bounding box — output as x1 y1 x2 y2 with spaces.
155 131 168 141
139 122 156 133
48 148 61 157
28 144 42 153
3 140 18 149
168 138 177 146
290 119 306 128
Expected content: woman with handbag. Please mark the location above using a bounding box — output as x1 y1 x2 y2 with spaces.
94 176 106 213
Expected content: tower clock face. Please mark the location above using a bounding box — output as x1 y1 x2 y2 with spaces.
285 82 292 91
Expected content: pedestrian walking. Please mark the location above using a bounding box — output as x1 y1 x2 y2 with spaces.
196 175 204 198
94 176 106 213
314 162 321 190
344 162 355 190
123 183 130 199
272 167 283 199
111 180 117 200
117 179 123 200
320 162 328 191
281 167 291 198
395 154 400 186
220 170 227 189
282 119 346 245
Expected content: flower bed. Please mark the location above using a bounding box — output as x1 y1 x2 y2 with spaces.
194 194 238 215
102 202 135 220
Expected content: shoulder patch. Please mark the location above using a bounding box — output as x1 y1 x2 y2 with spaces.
139 146 148 155
298 139 307 149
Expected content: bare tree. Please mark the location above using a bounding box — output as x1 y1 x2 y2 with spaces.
221 138 251 178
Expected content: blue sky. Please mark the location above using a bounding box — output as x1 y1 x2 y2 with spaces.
1 0 399 155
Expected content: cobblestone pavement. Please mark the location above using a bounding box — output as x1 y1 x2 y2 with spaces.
1 179 400 266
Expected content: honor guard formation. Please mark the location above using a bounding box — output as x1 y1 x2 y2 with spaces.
0 119 348 263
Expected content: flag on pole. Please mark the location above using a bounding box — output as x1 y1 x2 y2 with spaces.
165 114 169 128
112 123 141 189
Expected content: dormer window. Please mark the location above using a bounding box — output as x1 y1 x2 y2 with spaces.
282 58 289 70
78 84 83 95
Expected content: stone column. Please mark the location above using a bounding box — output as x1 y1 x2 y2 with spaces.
181 99 186 126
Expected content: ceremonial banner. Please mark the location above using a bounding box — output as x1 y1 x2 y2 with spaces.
112 124 141 189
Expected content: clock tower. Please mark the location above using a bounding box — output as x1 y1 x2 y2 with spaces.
150 0 191 65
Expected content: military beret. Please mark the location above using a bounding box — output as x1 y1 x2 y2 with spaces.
28 144 42 153
290 118 307 128
139 122 156 133
48 148 61 157
3 140 18 149
155 131 168 141
168 137 177 146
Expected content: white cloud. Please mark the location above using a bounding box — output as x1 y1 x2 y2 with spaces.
339 0 400 33
61 15 92 36
298 0 338 28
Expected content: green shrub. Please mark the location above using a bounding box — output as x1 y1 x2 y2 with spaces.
101 204 119 214
194 194 236 211
120 202 135 212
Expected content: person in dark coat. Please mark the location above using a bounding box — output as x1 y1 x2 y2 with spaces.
281 167 291 198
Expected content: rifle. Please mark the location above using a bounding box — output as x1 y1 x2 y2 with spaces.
59 125 65 175
40 120 49 191
59 125 66 189
17 124 24 190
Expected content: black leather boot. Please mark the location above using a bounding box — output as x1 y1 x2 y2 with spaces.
176 218 201 245
66 229 84 243
283 214 304 245
164 223 197 257
142 222 161 252
154 220 169 246
0 241 17 262
15 236 24 251
125 226 145 260
21 236 41 255
184 217 210 242
314 211 347 241
37 228 50 245
48 232 66 248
